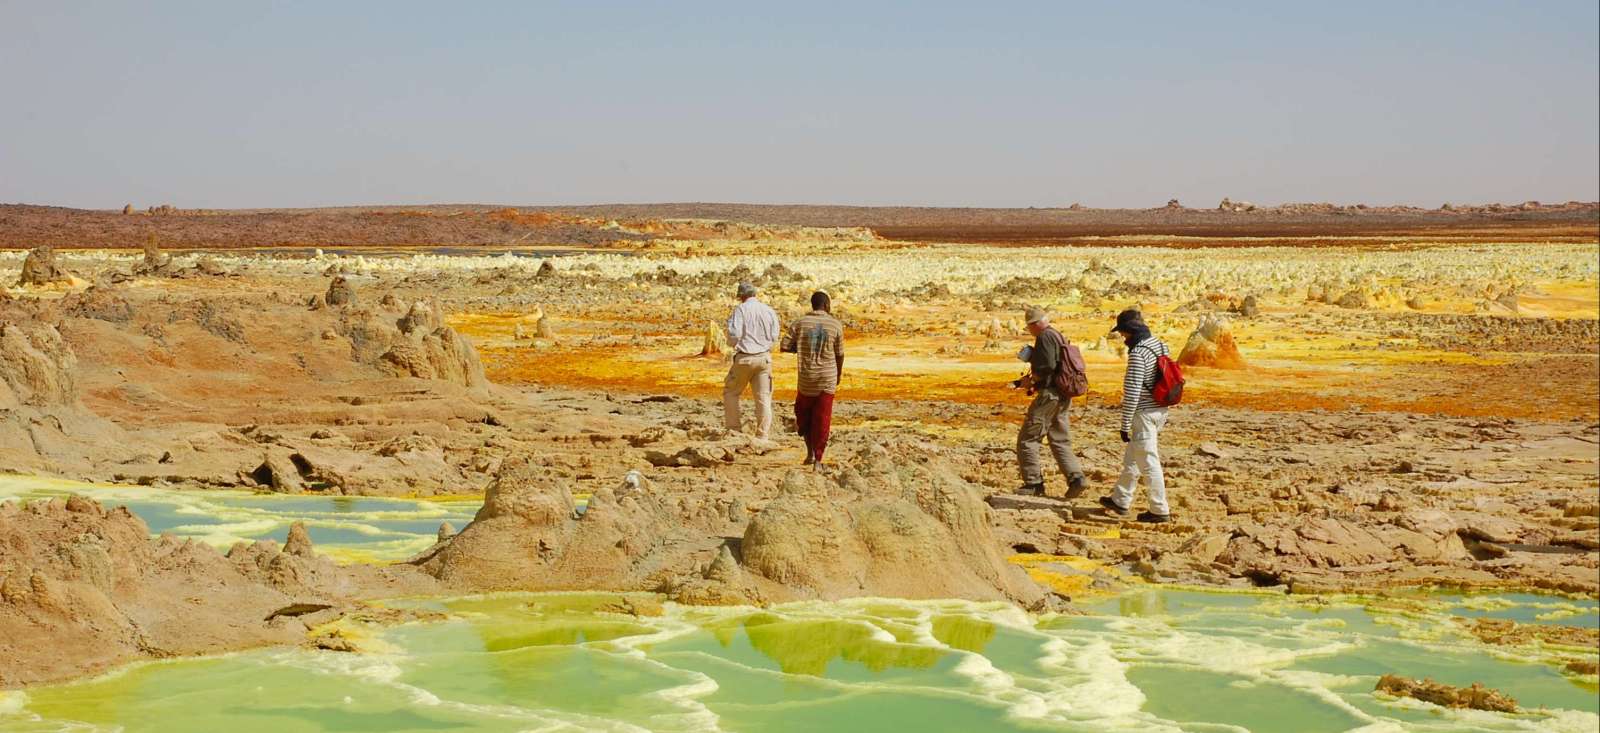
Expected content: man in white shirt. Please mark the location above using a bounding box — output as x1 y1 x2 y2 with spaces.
723 281 779 439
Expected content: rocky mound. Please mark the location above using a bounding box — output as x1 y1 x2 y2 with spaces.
1177 314 1247 369
339 300 487 388
16 246 72 287
0 281 500 492
0 321 77 408
130 238 173 276
0 496 434 687
414 442 1053 609
0 320 136 474
412 455 690 591
740 443 1050 608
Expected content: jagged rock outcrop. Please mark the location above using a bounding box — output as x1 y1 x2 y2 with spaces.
0 319 138 473
0 322 78 408
414 456 681 590
1177 314 1247 369
17 246 71 287
741 443 1050 607
335 301 487 389
325 276 355 306
1336 289 1371 309
415 443 1051 608
1212 511 1475 588
1375 675 1517 713
132 238 173 276
0 496 434 687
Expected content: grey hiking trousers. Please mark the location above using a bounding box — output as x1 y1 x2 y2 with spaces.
1017 387 1083 484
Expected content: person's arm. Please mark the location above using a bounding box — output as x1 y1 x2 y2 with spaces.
1120 346 1151 433
764 307 780 352
780 319 798 353
726 307 743 347
834 331 844 382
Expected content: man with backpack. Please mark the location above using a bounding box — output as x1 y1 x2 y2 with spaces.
1015 306 1089 497
1100 308 1181 523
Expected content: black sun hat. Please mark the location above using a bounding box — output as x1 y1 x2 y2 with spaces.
1109 308 1146 336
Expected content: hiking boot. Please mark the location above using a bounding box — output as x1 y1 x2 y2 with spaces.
1015 482 1046 497
1065 474 1088 499
1136 511 1171 524
1098 496 1131 517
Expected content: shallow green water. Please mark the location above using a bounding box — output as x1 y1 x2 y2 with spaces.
0 475 481 562
3 590 1595 733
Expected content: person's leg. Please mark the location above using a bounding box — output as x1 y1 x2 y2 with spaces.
810 392 835 463
1015 391 1053 487
752 354 773 440
1135 408 1169 515
794 393 816 463
722 357 752 432
1112 437 1142 510
1044 395 1083 482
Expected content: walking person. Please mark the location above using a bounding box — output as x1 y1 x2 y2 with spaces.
781 291 844 468
1100 309 1174 523
1015 306 1087 497
722 282 779 440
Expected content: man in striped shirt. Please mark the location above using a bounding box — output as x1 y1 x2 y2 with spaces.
1099 309 1173 523
781 291 844 468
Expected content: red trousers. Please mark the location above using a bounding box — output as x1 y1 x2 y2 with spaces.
794 391 835 462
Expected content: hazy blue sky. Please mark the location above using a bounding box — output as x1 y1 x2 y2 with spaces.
2 1 1596 208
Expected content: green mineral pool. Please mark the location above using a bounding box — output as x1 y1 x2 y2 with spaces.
2 590 1595 732
2 476 1596 731
0 475 482 562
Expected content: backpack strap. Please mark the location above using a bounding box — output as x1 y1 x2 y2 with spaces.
1130 341 1162 388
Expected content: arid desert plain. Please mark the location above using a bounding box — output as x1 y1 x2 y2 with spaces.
1 202 1597 732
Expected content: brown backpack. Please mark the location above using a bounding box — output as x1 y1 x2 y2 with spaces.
1043 328 1090 398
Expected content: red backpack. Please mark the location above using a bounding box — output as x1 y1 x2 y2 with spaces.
1043 328 1090 398
1140 345 1185 406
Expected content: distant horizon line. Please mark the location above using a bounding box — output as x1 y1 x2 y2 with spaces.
7 198 1599 213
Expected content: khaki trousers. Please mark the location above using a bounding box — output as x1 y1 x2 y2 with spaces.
722 352 772 439
1016 388 1083 484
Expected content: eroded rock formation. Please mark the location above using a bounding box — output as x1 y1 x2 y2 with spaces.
0 496 433 687
1375 674 1517 713
741 443 1049 608
1177 314 1247 369
17 246 71 287
414 442 1054 609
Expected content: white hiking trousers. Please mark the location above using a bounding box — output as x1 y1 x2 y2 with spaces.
1113 407 1169 515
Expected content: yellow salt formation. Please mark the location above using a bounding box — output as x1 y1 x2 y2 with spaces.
700 321 728 357
1178 314 1248 369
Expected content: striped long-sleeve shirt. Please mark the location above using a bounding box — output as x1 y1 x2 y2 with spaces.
1120 336 1171 431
